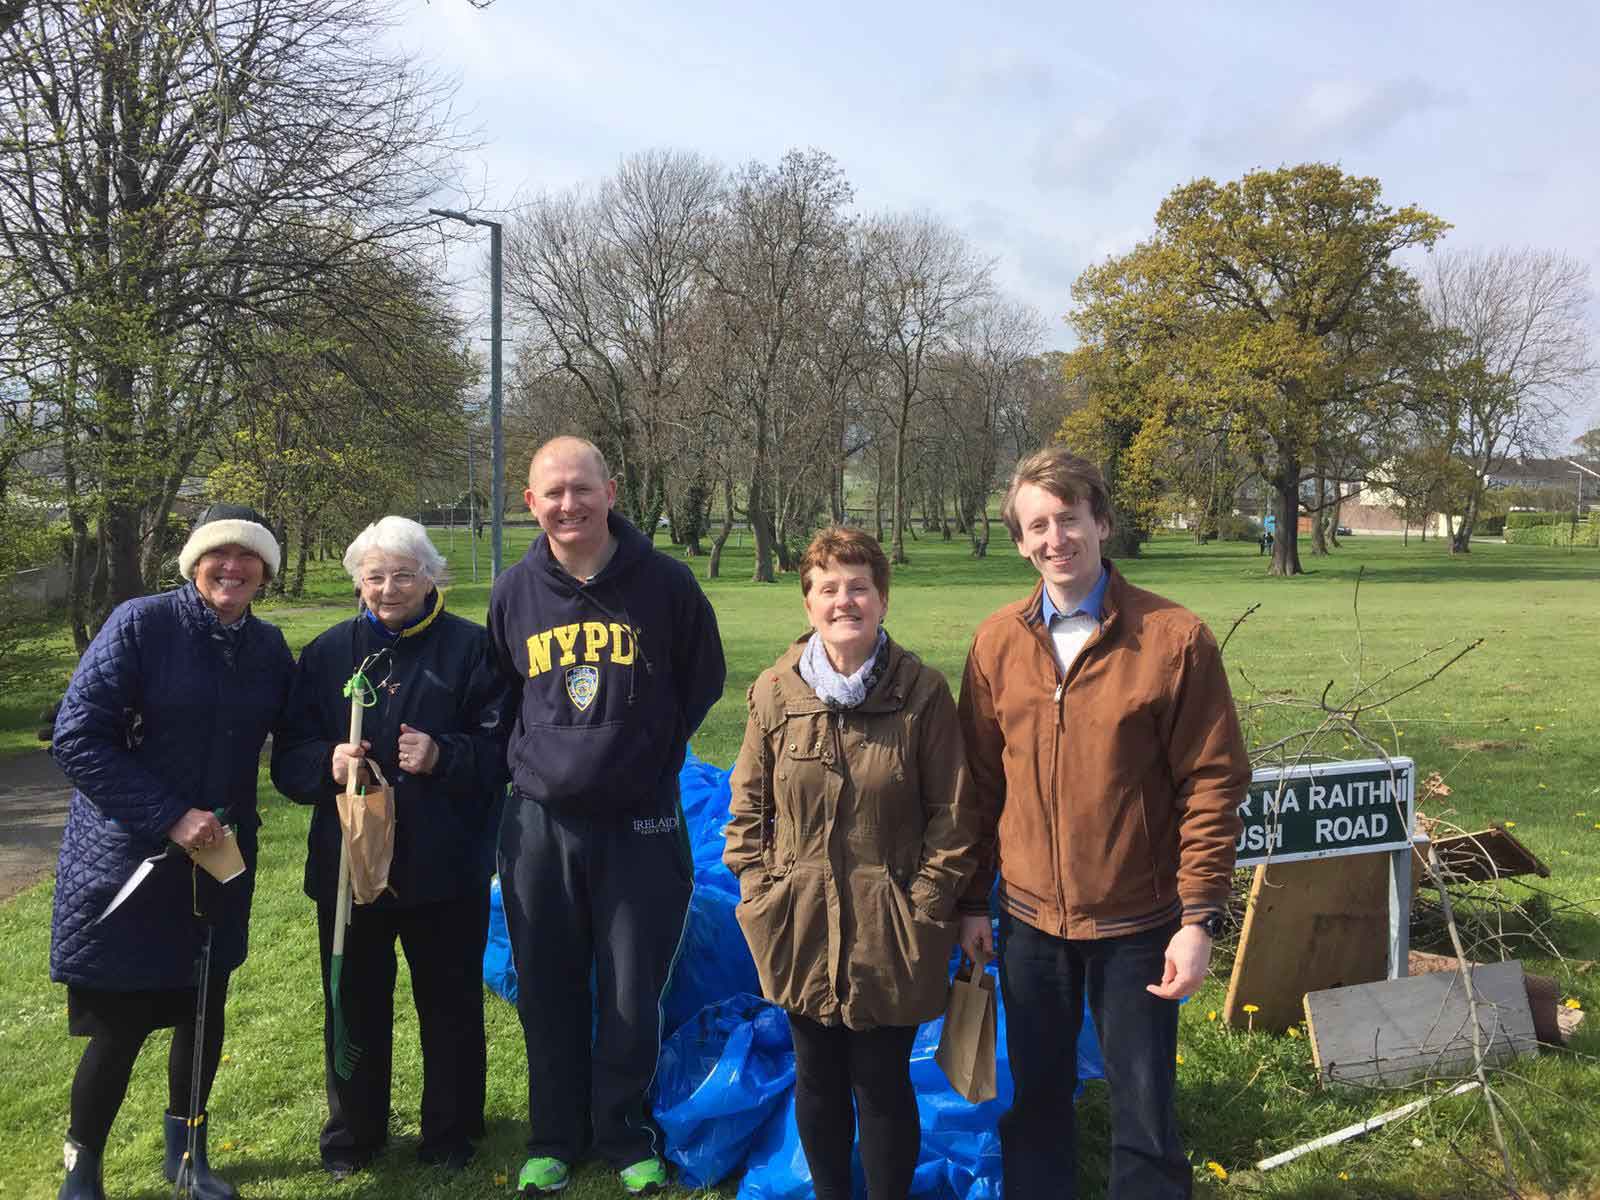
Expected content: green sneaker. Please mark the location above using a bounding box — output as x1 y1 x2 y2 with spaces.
618 1156 668 1196
517 1156 569 1195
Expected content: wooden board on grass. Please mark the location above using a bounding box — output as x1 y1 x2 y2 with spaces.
1223 853 1389 1033
1304 960 1537 1088
1425 825 1550 883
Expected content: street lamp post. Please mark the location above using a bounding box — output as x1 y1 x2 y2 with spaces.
429 207 504 581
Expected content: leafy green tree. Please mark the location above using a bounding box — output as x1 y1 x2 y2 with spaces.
1069 163 1447 575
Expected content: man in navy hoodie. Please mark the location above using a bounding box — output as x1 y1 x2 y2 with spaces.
489 436 726 1197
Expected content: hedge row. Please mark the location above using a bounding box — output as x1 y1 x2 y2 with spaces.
1503 517 1600 546
1505 510 1577 529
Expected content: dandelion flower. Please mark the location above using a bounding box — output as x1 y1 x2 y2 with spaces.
1243 1003 1260 1013
1565 998 1583 1010
1207 1010 1218 1021
1205 1161 1228 1181
1535 725 1545 731
220 1141 236 1152
1175 1053 1184 1065
1505 821 1517 828
1339 1171 1350 1181
1287 1027 1301 1039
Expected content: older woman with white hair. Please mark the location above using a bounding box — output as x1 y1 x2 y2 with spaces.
271 516 512 1177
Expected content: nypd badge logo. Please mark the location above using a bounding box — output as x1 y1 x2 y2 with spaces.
565 665 599 712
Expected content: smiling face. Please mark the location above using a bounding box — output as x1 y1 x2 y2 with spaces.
194 544 265 622
525 439 617 567
357 552 428 630
1012 483 1109 610
802 558 887 673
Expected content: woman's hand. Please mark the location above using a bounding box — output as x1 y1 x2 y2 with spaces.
169 808 225 852
331 740 370 788
397 724 439 775
959 914 994 964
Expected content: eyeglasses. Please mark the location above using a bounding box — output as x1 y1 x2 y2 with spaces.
360 572 420 589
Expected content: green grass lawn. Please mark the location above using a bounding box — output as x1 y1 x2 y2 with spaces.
3 528 1599 1199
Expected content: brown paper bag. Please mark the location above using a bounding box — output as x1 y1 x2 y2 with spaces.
335 760 395 905
935 957 997 1102
187 827 246 883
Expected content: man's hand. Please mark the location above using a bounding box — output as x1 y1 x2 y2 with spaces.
1146 923 1213 1000
959 914 994 963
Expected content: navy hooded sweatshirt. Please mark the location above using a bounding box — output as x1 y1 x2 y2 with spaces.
488 512 725 811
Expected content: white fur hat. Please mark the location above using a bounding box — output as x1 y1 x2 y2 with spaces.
179 504 281 581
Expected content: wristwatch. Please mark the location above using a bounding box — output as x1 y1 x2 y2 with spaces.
1193 912 1226 939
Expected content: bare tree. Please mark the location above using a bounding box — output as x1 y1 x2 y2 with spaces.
861 213 991 563
1423 248 1596 552
505 150 720 530
934 300 1046 555
697 149 853 580
0 0 468 637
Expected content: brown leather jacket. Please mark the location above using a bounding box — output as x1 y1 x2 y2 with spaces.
957 564 1249 940
724 636 978 1029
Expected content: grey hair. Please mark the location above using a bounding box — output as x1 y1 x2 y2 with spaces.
342 516 450 588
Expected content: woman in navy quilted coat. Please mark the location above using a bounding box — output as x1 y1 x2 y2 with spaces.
270 516 512 1178
49 504 293 1200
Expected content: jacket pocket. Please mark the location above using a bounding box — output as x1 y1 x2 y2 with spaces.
851 867 955 1025
736 872 813 1011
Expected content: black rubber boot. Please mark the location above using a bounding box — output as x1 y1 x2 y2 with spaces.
58 1136 105 1200
164 1112 239 1200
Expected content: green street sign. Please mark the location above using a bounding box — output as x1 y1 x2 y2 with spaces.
1235 757 1414 867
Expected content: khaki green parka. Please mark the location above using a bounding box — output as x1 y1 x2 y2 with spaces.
723 635 979 1030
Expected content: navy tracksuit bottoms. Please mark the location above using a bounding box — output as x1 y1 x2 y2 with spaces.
498 788 693 1167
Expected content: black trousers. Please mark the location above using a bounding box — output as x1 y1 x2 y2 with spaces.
998 913 1190 1200
498 792 693 1167
314 887 490 1166
66 973 230 1153
787 1013 921 1200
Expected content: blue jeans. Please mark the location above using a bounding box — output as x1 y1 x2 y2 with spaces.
998 913 1191 1199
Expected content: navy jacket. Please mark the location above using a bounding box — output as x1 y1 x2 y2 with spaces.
488 513 725 811
50 585 293 990
270 599 513 907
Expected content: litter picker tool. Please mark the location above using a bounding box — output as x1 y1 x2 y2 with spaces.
330 652 387 1080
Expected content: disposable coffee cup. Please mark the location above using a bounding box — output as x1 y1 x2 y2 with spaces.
188 827 246 884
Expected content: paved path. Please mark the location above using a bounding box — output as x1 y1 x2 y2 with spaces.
0 750 69 903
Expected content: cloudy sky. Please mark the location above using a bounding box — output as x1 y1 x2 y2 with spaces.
389 0 1598 423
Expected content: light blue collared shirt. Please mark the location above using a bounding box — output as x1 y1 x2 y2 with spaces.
1039 563 1109 625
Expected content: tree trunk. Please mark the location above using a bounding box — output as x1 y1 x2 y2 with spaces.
1451 492 1478 554
708 473 734 580
890 414 908 564
1310 477 1329 555
973 511 990 558
873 453 885 544
747 462 776 583
1270 470 1304 576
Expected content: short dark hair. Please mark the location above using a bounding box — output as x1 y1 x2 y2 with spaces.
799 526 891 600
1001 447 1114 542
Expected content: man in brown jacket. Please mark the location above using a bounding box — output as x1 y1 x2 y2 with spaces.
957 447 1250 1199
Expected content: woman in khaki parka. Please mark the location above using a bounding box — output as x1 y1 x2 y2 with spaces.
723 526 978 1200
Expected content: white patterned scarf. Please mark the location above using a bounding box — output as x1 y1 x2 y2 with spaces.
798 628 888 710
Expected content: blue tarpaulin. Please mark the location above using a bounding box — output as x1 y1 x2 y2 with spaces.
484 749 1107 1198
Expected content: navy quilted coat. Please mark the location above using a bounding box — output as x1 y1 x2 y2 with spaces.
270 601 513 908
50 584 293 990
